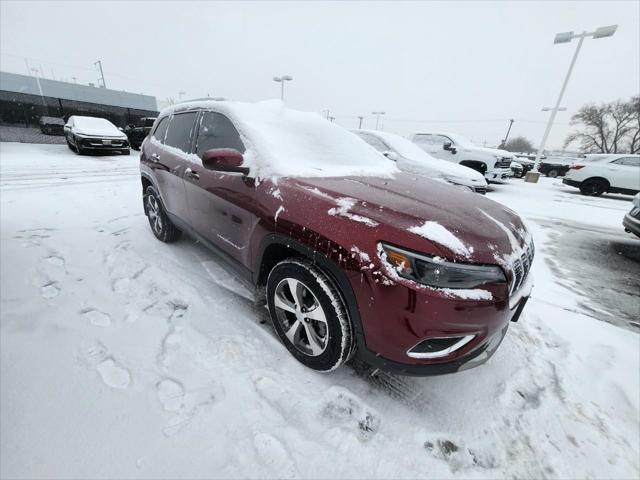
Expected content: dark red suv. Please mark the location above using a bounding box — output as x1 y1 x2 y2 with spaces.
140 100 534 375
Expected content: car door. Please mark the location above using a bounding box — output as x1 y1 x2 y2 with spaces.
183 111 258 266
146 112 198 223
611 157 640 191
414 134 453 162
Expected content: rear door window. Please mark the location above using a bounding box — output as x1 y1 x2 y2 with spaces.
195 112 245 158
164 112 198 153
152 117 169 143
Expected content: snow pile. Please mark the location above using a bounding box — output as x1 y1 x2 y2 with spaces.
1 144 639 479
73 116 126 137
328 197 379 227
408 221 471 257
162 100 399 179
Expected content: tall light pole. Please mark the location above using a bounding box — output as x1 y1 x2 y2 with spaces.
357 116 364 129
372 111 385 130
526 24 618 182
273 75 293 100
94 60 106 88
500 119 514 148
30 67 48 115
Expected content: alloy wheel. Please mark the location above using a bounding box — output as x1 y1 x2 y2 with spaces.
273 277 328 356
147 195 163 234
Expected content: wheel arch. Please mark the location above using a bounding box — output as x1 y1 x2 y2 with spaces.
582 176 611 187
254 234 366 353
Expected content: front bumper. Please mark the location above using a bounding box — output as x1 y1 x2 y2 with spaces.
562 178 581 188
350 270 532 376
485 169 512 182
623 211 640 237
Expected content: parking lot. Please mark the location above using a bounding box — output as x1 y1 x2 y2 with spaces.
1 142 638 479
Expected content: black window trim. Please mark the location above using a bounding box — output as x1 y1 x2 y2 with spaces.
163 110 200 154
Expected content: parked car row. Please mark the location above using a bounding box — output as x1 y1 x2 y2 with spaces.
138 100 535 376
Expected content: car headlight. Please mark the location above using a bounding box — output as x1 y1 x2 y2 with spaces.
380 243 506 289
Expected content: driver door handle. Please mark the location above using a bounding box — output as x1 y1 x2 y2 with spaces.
185 167 200 180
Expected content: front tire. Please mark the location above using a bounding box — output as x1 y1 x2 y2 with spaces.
143 186 182 242
547 169 559 178
267 259 353 372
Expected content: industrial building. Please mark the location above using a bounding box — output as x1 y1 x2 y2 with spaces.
0 71 158 128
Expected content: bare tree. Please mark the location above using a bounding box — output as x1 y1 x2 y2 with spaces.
564 96 639 153
503 136 534 153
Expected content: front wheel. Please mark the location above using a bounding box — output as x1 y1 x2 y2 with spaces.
143 186 182 242
547 169 559 178
267 259 353 372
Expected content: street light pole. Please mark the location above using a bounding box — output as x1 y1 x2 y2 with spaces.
357 116 364 129
273 75 293 100
372 111 385 130
526 25 617 183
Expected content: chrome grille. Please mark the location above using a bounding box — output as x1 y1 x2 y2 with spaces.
510 242 535 295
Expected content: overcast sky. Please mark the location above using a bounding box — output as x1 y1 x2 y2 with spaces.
1 1 638 149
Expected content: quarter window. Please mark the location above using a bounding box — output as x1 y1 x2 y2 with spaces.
164 112 198 153
152 116 169 143
195 112 245 158
613 157 640 167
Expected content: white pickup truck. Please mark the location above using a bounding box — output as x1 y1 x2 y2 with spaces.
408 132 514 182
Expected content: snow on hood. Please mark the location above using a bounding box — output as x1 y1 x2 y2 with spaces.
357 130 486 185
73 117 126 138
283 173 530 264
161 100 398 179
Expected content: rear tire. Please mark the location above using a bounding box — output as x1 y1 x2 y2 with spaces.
143 186 182 242
266 258 353 372
547 169 559 178
580 179 608 197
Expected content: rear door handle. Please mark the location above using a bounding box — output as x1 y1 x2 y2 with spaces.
150 153 160 162
185 167 200 180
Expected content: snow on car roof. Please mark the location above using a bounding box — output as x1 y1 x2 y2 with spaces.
162 100 398 179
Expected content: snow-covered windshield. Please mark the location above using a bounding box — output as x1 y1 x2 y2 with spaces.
163 100 398 179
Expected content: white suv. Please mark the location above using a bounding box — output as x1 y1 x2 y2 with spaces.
409 132 513 182
563 154 640 196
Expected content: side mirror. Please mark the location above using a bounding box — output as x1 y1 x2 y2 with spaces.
118 127 124 132
382 151 400 161
443 142 457 154
202 148 249 175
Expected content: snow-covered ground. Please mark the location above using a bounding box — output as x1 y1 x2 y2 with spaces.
1 142 638 479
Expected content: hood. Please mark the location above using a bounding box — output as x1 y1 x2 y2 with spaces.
77 127 127 138
280 172 531 267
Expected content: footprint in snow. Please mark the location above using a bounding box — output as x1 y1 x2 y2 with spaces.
96 357 131 389
41 282 60 299
156 377 220 437
320 386 381 441
46 255 65 268
81 308 112 327
253 432 296 475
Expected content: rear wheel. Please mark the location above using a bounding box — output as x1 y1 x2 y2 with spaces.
547 169 559 178
267 259 353 372
580 179 608 196
143 186 182 242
